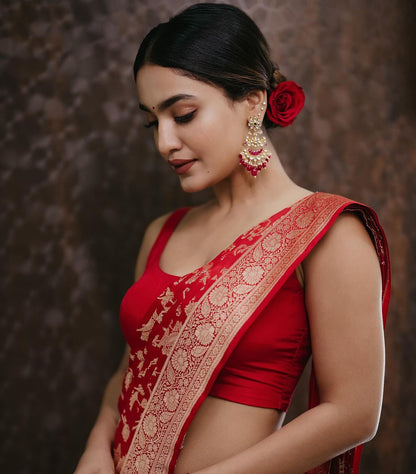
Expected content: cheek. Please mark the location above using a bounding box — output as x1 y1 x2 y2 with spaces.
193 112 246 156
194 108 222 142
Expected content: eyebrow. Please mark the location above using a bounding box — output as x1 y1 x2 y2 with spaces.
139 94 196 113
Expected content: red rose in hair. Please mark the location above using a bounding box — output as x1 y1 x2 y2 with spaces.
266 81 305 127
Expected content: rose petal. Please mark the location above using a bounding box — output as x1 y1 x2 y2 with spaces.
267 80 305 127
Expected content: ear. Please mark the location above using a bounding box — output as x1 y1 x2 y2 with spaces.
245 90 268 118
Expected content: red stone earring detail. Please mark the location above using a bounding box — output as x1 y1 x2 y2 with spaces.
239 113 271 177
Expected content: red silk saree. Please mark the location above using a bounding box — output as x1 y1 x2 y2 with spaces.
113 192 391 474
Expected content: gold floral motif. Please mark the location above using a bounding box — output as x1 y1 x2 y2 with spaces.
208 285 229 306
160 411 175 423
163 389 180 411
287 228 305 239
262 232 282 251
171 348 188 372
242 265 264 284
296 210 314 228
213 312 227 328
134 453 150 472
201 297 211 317
252 243 265 262
195 323 215 345
191 345 208 357
143 413 158 438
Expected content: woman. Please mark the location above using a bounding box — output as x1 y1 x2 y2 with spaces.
75 4 390 473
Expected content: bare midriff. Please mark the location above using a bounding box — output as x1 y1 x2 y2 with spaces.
174 395 285 474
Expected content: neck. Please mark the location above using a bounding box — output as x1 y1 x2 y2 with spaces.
211 147 300 216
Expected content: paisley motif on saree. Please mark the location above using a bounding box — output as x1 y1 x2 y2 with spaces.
113 192 390 474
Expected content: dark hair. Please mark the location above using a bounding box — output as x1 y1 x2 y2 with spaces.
133 3 287 128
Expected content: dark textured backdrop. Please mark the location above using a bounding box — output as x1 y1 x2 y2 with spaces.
1 1 415 473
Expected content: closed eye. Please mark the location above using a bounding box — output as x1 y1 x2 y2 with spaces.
143 110 196 129
144 119 158 129
174 110 196 124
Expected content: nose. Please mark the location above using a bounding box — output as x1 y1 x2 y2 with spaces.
156 122 182 158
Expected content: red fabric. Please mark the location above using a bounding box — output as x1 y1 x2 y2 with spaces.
211 270 310 410
115 200 311 469
119 209 185 351
113 194 390 474
120 207 311 411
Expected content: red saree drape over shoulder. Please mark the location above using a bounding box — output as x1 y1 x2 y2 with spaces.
113 192 391 474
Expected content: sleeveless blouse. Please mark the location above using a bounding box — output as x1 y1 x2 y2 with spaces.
120 208 311 411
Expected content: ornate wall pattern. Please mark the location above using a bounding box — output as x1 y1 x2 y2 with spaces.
1 0 415 472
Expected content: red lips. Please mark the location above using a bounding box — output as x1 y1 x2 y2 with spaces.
168 159 197 175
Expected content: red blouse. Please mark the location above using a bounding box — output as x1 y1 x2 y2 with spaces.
120 208 311 412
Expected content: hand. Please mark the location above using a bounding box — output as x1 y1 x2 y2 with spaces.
74 445 115 474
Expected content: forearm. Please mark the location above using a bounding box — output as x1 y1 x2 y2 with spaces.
193 401 375 474
84 370 124 450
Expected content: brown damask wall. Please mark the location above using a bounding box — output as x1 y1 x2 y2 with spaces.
1 1 415 472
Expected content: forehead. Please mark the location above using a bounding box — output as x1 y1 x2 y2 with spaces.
136 65 225 107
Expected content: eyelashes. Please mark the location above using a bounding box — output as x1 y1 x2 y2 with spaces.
144 120 157 129
144 110 196 129
174 110 195 124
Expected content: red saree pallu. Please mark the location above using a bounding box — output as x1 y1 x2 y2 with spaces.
113 192 391 474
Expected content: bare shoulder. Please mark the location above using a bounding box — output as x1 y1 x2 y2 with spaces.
134 212 172 280
303 211 380 278
303 210 382 328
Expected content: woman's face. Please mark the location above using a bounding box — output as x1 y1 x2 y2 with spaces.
136 65 250 193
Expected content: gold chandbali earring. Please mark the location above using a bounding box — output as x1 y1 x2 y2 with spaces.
239 106 271 177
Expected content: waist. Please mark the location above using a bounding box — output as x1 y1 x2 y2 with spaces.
174 395 284 474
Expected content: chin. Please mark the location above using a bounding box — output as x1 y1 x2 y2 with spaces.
178 174 217 194
179 181 208 194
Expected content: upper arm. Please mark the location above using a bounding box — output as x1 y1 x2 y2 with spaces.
303 213 385 424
